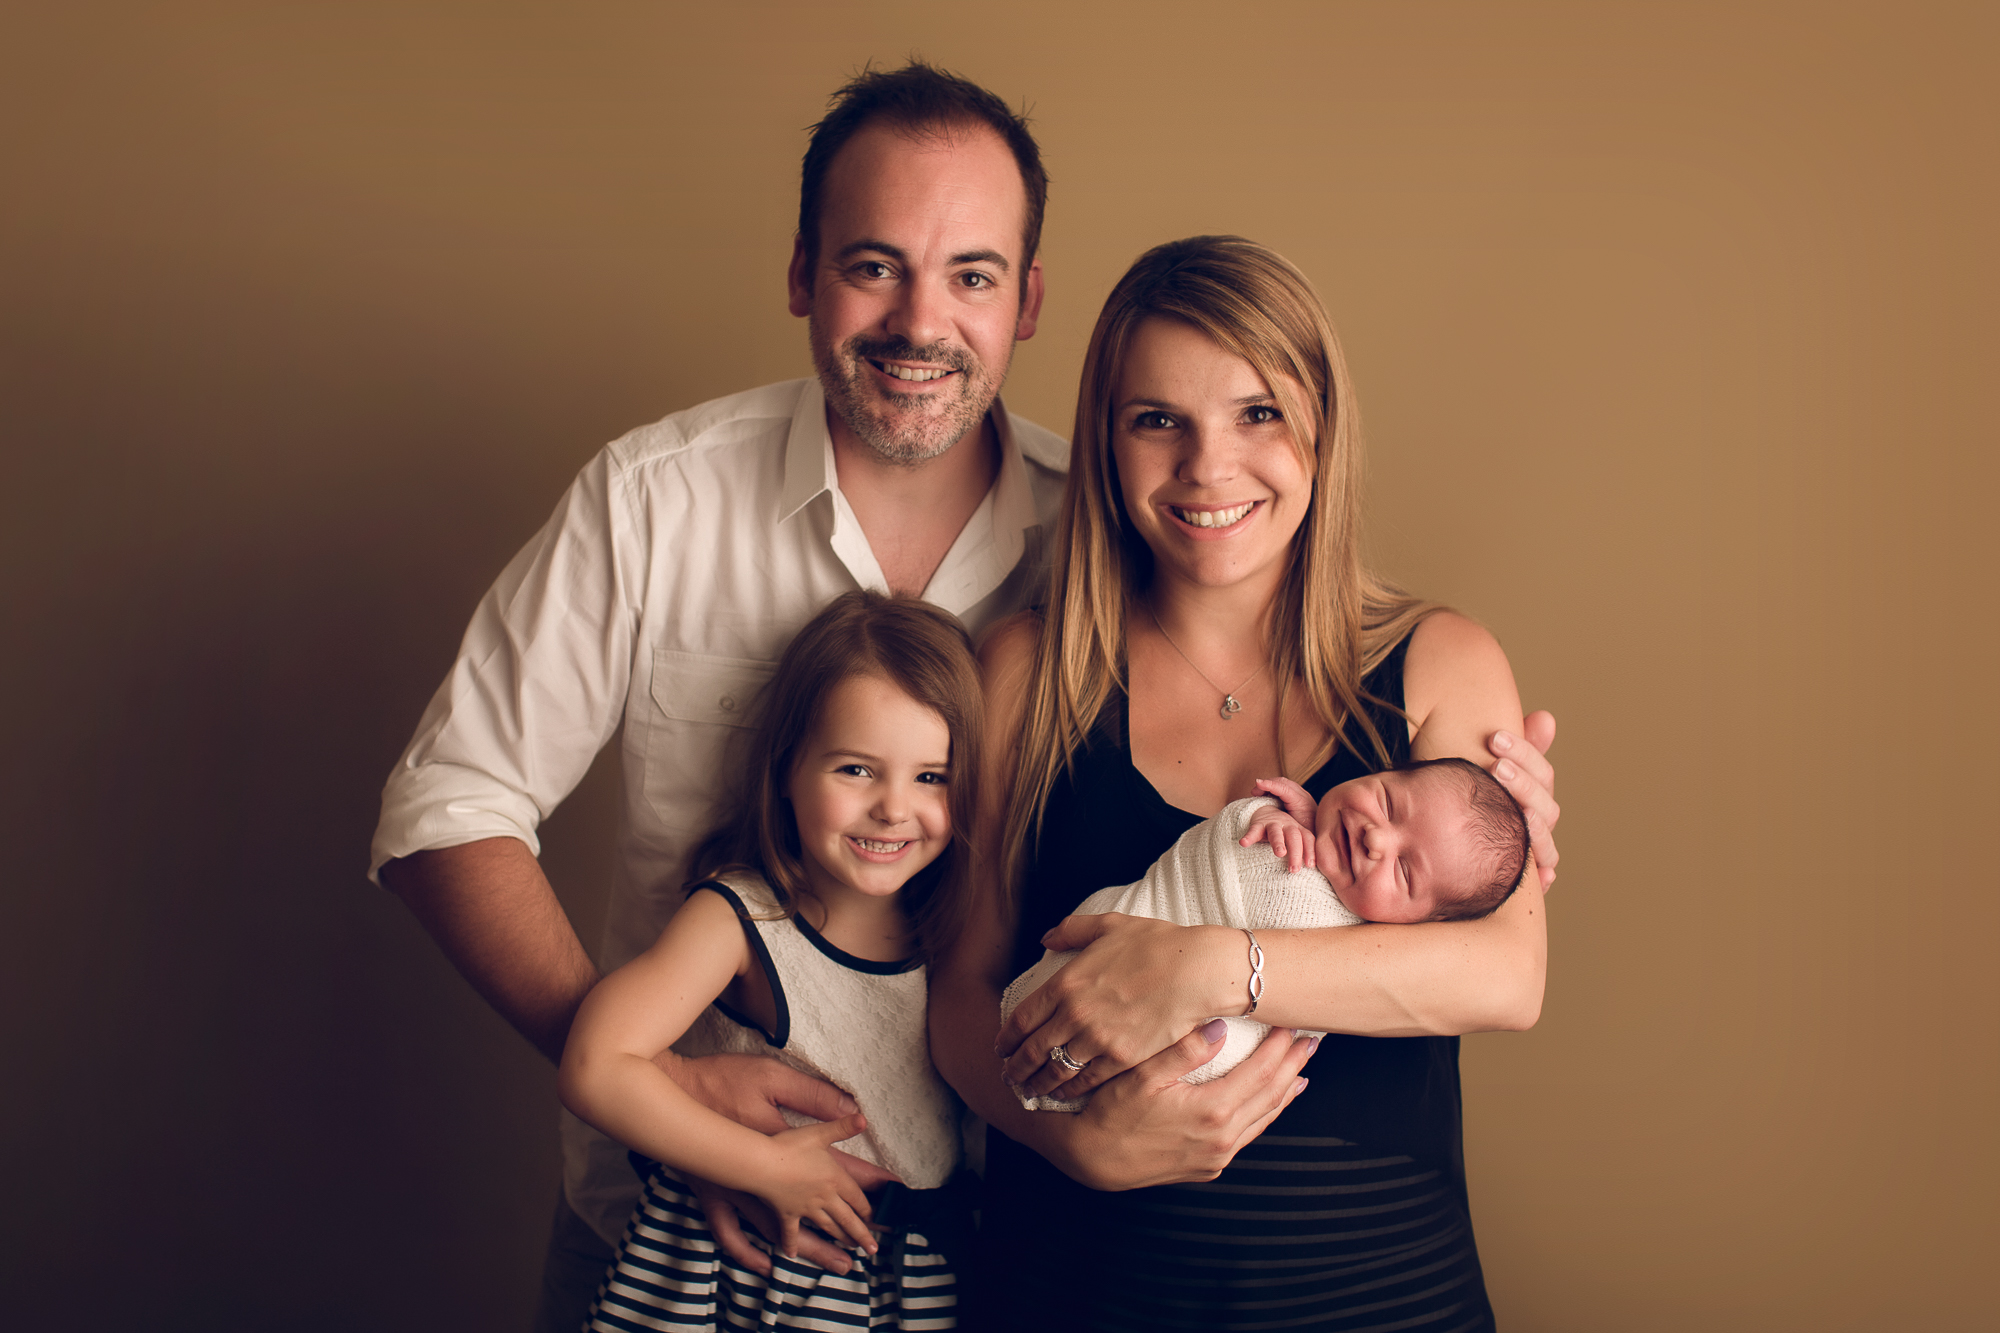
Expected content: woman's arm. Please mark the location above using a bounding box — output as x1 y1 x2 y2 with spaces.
1001 612 1548 1100
928 616 1316 1190
558 891 876 1256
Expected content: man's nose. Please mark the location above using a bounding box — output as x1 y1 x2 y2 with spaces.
885 276 950 350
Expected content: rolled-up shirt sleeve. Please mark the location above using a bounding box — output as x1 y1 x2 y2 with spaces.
370 449 636 884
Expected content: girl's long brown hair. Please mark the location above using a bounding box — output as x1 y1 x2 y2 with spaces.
687 591 985 963
1001 236 1438 900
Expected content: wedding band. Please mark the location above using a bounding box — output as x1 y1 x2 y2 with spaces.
1048 1044 1087 1075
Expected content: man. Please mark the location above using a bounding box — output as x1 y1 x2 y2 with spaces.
370 63 1064 1326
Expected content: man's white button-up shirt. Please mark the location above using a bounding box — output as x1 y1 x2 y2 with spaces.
370 377 1066 1242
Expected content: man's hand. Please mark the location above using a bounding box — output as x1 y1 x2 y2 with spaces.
662 1051 899 1274
1487 709 1560 888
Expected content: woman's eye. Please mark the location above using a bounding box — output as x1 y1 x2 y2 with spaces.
1245 405 1282 425
1133 411 1176 430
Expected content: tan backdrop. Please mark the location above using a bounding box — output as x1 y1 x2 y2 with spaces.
4 2 1994 1327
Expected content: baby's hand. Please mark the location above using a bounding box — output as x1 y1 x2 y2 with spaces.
1241 791 1316 873
755 1113 877 1259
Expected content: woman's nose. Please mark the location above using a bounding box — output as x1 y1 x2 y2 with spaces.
1176 428 1238 488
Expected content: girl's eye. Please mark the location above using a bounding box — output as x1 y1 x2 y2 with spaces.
836 764 871 777
916 771 949 785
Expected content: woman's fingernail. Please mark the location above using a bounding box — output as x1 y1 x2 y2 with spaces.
1293 1077 1309 1095
1200 1018 1228 1043
838 1095 859 1114
1495 759 1516 780
1308 1035 1322 1055
1493 732 1513 751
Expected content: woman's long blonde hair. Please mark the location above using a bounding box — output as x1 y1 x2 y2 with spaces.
1001 236 1437 898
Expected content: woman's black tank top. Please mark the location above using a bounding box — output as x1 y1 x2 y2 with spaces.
971 633 1496 1332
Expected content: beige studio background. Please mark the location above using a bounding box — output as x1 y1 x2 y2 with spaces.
3 1 1995 1328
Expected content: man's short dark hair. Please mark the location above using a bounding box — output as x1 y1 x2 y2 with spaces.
798 60 1049 273
1400 757 1531 921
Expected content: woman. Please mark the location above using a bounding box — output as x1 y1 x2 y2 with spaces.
929 236 1559 1331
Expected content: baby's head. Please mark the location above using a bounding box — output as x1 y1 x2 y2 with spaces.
1314 758 1529 924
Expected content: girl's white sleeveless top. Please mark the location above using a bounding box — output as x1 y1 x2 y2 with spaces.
673 871 961 1191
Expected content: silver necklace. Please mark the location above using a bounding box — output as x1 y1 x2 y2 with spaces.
1146 605 1261 721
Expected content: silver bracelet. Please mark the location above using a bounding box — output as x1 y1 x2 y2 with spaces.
1243 929 1265 1016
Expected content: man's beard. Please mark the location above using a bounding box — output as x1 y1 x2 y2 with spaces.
812 323 1006 467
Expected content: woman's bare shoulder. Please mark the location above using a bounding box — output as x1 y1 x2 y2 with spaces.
977 610 1043 677
1402 611 1523 756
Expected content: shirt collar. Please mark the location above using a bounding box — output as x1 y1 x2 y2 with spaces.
777 376 1041 563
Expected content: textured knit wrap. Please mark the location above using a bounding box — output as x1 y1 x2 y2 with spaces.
1000 796 1361 1111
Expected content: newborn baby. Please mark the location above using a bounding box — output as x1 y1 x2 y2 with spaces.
1002 756 1530 1111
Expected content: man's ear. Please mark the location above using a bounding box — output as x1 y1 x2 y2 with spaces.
787 235 814 318
1015 258 1045 341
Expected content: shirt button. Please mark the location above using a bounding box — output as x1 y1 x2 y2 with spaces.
719 694 737 712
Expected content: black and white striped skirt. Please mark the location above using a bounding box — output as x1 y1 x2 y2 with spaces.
588 1168 958 1332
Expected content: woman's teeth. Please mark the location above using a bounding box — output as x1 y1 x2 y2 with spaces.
878 363 952 382
852 837 910 853
1172 502 1255 528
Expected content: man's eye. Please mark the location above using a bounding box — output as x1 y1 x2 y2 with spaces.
855 262 892 280
960 271 994 289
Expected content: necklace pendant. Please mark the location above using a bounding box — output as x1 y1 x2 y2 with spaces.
1220 694 1242 720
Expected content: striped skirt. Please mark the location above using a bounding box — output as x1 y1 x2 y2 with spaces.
589 1168 958 1332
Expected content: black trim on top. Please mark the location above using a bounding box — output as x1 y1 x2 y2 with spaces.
789 908 922 976
687 880 790 1049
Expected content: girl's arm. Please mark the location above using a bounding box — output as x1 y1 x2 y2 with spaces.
558 890 877 1257
1000 612 1549 1102
927 615 1317 1191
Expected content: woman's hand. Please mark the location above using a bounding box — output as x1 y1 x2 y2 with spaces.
752 1113 879 1259
998 914 1244 1101
1048 1022 1318 1191
1487 709 1560 888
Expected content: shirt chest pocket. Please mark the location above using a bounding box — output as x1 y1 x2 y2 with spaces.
642 650 779 825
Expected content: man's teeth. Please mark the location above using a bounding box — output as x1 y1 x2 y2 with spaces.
1172 502 1255 528
881 364 952 382
852 837 910 853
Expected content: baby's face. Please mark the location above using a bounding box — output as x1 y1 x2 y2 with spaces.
1312 769 1483 924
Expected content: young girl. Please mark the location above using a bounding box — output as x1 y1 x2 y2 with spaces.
560 591 983 1331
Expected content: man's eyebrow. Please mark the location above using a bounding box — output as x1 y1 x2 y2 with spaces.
950 248 1011 273
834 239 908 264
830 241 1012 276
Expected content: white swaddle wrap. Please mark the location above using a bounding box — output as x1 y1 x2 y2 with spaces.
1001 796 1364 1112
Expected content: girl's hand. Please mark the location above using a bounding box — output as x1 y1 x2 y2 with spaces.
1053 1021 1318 1190
1487 710 1560 888
756 1113 878 1258
999 914 1241 1100
1239 793 1316 874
